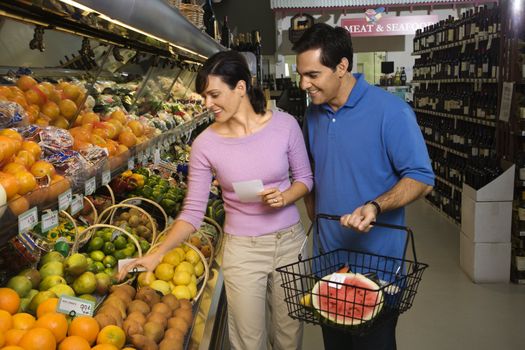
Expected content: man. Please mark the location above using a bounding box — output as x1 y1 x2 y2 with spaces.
293 23 435 350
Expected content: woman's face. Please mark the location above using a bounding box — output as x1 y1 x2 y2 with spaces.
201 75 244 122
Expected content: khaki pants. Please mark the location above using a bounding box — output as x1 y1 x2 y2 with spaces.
222 222 305 350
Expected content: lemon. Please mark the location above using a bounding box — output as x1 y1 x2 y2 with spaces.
185 250 200 265
175 261 194 275
182 245 190 253
172 285 191 300
299 294 312 307
155 263 175 281
137 271 156 287
173 247 186 261
191 274 197 284
162 251 181 266
150 280 171 295
194 261 204 277
173 271 191 286
187 282 197 299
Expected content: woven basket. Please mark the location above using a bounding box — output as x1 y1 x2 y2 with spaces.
179 2 204 29
167 0 182 8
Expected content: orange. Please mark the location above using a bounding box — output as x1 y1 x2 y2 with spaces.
26 104 40 123
0 172 19 200
92 126 110 140
116 144 128 155
69 127 91 142
2 163 26 175
12 313 35 330
30 160 55 178
4 329 26 345
0 136 16 162
21 141 42 160
25 89 43 106
0 309 13 332
91 344 118 350
13 150 36 168
18 327 56 350
106 119 123 134
59 99 77 119
127 120 144 137
17 76 38 91
34 312 67 342
0 331 4 347
58 335 91 350
36 298 59 319
0 288 20 315
14 171 37 195
41 101 60 120
90 134 107 148
0 346 25 350
35 114 51 127
110 109 127 124
8 94 28 109
118 131 137 148
75 91 86 107
8 195 29 216
72 139 91 152
62 84 80 100
96 325 125 349
81 112 99 125
67 315 99 345
0 130 22 153
51 116 70 129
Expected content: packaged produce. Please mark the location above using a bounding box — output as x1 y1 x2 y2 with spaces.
0 100 29 128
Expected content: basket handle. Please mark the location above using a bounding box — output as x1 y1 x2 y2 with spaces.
315 213 419 267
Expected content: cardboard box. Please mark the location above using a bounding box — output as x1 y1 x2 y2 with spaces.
460 231 511 283
462 161 515 202
461 194 512 243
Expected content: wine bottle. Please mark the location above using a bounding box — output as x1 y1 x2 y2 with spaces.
220 16 231 48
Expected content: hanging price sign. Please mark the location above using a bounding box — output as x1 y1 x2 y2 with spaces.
70 195 84 215
57 295 95 317
85 177 96 196
41 210 59 233
18 207 38 234
58 189 72 211
102 170 111 186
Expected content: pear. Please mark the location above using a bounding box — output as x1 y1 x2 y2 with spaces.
48 283 75 297
18 268 41 289
64 253 88 276
39 261 64 279
7 276 32 297
72 271 97 295
95 272 112 295
28 290 57 314
39 275 67 291
39 251 65 267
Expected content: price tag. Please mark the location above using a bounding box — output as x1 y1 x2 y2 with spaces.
57 295 95 317
475 37 479 50
102 170 111 186
461 42 466 53
41 210 59 233
154 148 161 165
70 195 84 215
85 177 96 196
487 36 492 50
128 157 135 170
328 273 346 289
127 198 142 206
58 189 72 211
18 207 38 234
118 258 147 273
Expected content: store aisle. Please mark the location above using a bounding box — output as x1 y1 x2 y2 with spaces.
301 200 525 350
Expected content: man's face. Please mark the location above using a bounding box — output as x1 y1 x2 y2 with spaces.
296 48 343 105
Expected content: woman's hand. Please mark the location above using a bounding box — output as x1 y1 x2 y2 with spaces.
260 188 287 208
116 252 162 281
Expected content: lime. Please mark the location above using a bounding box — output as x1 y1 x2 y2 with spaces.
114 249 127 260
103 255 117 268
102 230 113 242
54 240 70 257
139 240 150 253
90 250 105 262
103 242 115 255
125 243 136 255
87 237 104 252
94 262 105 272
104 267 116 277
114 235 127 250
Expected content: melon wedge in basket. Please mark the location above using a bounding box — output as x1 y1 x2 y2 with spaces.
311 272 383 326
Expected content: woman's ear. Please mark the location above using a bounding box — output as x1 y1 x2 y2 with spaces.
235 80 247 95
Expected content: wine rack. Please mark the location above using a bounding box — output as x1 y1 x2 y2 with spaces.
412 3 502 225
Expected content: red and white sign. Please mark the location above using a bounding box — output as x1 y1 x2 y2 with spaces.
341 15 438 37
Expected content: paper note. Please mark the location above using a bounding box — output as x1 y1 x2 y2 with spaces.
232 179 264 203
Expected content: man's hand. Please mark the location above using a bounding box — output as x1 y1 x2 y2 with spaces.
340 203 378 233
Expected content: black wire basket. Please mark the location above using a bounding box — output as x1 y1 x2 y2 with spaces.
276 214 428 335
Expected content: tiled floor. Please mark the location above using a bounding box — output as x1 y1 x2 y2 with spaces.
301 200 525 350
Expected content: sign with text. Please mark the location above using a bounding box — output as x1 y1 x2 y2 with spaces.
341 15 438 37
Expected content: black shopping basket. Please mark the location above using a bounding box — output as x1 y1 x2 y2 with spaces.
276 214 428 335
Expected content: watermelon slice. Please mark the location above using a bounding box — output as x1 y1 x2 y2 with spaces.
311 273 383 326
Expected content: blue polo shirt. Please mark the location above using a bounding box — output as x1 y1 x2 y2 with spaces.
304 74 434 273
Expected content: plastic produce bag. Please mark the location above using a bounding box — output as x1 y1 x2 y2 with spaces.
0 101 29 128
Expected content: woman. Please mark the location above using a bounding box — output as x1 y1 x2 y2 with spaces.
119 51 312 350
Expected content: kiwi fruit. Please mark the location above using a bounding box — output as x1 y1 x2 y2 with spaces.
173 308 192 325
147 312 168 329
143 321 164 343
127 311 147 324
167 316 189 335
128 299 151 315
151 302 172 318
161 294 180 310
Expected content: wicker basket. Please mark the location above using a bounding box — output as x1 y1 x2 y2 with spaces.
167 0 182 8
178 1 204 29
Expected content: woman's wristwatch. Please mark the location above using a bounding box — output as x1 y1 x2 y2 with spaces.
365 200 381 215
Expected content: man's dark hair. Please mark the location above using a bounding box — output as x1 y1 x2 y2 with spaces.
196 51 265 115
292 23 353 72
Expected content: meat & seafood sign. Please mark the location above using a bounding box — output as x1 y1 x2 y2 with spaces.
340 12 439 37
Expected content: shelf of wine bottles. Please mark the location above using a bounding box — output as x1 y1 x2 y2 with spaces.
414 108 496 127
413 33 500 55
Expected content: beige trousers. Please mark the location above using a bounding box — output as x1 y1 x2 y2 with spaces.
222 222 305 350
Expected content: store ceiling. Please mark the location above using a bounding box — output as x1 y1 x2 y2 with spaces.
270 0 493 9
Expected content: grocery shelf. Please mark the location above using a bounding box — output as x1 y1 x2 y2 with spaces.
413 108 497 127
424 198 461 227
435 175 462 193
412 78 498 84
425 140 468 158
0 111 214 247
412 33 500 55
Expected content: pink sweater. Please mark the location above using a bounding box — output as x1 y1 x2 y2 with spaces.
177 111 313 236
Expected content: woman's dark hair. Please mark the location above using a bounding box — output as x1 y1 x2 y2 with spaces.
196 51 266 115
292 23 353 72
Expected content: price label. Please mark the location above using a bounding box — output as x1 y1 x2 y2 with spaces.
328 273 347 289
85 177 96 196
128 157 135 170
57 295 95 317
487 36 492 50
461 42 466 53
102 170 111 186
127 198 142 206
475 37 479 50
58 189 72 211
18 207 38 234
41 210 59 233
118 258 147 274
70 195 84 215
154 148 161 165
